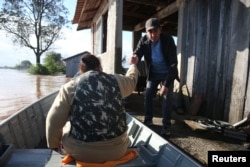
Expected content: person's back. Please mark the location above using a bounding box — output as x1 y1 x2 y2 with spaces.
69 70 126 142
46 53 139 163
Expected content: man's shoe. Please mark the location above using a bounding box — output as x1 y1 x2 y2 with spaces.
161 127 171 136
143 119 153 126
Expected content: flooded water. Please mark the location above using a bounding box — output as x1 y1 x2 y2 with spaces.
0 69 69 120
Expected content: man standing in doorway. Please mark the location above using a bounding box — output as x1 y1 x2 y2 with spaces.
131 18 179 136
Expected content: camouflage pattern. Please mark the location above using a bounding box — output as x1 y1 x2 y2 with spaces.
69 71 126 142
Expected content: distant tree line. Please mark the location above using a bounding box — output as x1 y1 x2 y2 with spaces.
15 60 32 70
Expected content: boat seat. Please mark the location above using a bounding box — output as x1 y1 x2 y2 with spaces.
117 145 157 167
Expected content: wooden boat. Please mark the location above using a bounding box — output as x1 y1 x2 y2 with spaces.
0 91 202 167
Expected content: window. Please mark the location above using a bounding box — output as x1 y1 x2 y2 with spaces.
95 12 107 55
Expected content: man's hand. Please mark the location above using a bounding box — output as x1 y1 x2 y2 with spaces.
159 85 169 96
129 55 139 65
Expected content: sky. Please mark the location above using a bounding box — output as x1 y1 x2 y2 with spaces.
0 0 133 67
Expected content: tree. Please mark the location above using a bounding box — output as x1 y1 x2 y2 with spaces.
20 60 32 67
44 51 65 74
0 0 69 64
15 60 32 69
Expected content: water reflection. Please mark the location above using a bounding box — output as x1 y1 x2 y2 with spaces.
36 76 42 99
0 69 70 120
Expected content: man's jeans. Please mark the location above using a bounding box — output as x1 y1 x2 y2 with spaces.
144 80 173 128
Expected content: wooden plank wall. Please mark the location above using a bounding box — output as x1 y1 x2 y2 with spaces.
178 0 250 123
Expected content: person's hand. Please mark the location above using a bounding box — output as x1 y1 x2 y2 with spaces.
52 144 64 154
129 55 139 65
159 85 169 96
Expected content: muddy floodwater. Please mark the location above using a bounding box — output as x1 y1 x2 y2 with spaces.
0 68 69 121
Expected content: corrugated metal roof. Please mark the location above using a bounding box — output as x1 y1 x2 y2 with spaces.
63 51 89 61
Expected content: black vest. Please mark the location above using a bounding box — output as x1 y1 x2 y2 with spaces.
69 71 126 142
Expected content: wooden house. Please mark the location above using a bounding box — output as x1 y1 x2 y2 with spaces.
72 0 250 124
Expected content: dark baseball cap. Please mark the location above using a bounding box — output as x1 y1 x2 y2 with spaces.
145 18 160 31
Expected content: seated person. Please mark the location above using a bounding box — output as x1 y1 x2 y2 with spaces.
46 53 139 163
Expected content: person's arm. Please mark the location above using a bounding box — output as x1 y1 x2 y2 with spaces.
163 35 178 87
133 35 147 61
115 59 139 98
46 81 74 149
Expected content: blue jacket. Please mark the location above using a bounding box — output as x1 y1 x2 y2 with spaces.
134 33 179 87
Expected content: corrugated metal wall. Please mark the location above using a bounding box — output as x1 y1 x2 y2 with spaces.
65 56 81 77
64 52 87 77
178 0 250 123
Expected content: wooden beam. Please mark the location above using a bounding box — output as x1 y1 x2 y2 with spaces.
92 0 109 24
72 0 85 24
126 0 170 7
81 8 99 14
78 0 88 25
77 0 108 30
134 0 182 31
123 12 148 19
154 0 180 19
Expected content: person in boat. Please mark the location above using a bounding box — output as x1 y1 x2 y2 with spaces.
46 53 139 163
131 18 179 136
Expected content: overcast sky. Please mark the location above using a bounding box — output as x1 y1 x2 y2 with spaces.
0 0 92 67
0 0 133 67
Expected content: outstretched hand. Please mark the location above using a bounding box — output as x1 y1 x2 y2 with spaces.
129 55 139 65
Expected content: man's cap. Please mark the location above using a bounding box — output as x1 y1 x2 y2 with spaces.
145 18 160 31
